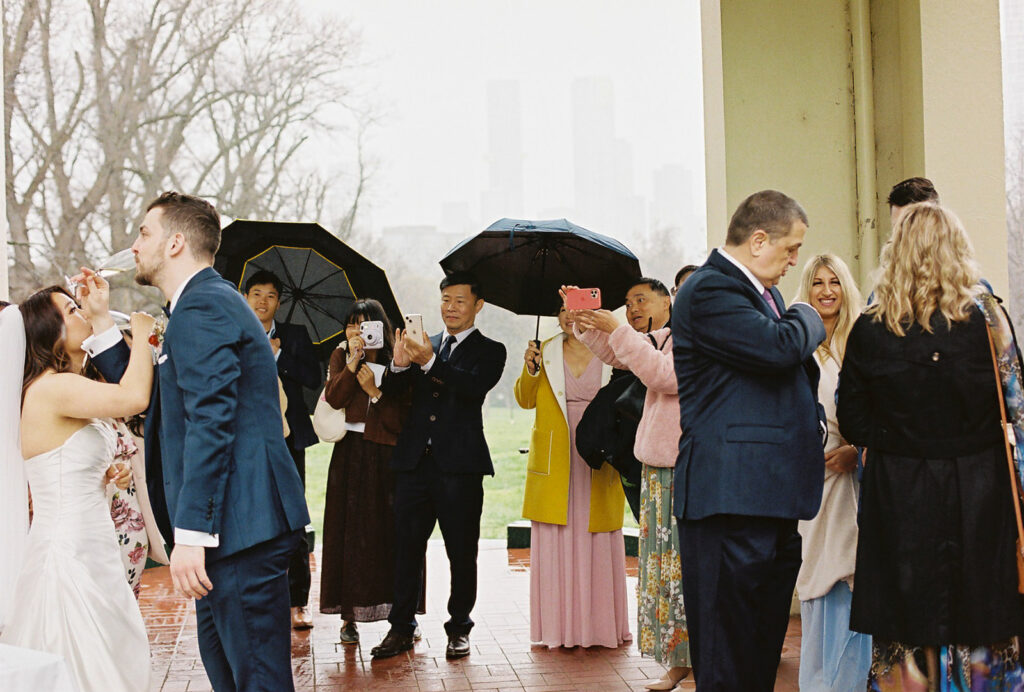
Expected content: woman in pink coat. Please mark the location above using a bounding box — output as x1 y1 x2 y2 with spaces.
570 277 692 691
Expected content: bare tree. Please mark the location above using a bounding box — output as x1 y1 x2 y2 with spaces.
4 0 372 303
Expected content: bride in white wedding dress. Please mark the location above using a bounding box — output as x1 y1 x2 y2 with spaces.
1 284 154 692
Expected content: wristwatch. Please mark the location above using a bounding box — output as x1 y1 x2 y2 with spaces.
370 393 381 404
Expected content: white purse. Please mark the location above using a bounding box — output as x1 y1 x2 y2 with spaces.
312 360 347 443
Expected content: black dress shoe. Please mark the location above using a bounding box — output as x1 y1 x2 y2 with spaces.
446 633 470 659
370 631 414 659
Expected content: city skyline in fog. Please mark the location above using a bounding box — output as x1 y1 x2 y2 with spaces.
303 0 707 255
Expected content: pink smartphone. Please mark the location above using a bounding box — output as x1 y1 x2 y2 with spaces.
565 287 601 311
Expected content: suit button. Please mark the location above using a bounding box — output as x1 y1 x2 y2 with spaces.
429 415 436 422
931 352 941 362
433 392 439 398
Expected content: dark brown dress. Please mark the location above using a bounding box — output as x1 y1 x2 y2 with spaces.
318 348 424 620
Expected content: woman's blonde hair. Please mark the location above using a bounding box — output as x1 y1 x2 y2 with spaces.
795 253 862 362
870 203 979 336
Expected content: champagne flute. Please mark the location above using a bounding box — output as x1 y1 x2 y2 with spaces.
65 248 136 292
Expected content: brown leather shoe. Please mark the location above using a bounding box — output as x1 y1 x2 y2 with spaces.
291 606 313 630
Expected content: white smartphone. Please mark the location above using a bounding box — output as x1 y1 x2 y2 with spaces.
404 313 424 343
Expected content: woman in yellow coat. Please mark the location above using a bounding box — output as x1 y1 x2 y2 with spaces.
515 306 631 649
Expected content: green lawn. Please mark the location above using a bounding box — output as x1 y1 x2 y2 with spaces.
303 406 637 541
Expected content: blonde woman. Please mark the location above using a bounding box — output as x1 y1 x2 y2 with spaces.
793 254 870 691
837 203 1024 689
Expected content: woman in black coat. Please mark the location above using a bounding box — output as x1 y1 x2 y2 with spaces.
837 203 1024 689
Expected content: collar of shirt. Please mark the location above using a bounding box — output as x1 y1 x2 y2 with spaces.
718 246 769 294
266 320 277 339
168 268 207 314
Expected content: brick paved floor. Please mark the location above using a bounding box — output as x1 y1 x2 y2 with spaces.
142 541 800 691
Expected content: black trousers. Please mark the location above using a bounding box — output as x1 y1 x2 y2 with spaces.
677 514 801 692
286 441 311 608
388 450 484 637
196 530 304 692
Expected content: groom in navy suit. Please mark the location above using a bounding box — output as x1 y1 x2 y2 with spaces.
672 190 826 691
88 192 310 692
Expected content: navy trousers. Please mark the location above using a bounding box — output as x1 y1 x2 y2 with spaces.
286 442 311 608
195 529 304 692
388 451 484 637
677 514 802 692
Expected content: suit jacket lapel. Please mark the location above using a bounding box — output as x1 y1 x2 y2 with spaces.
445 329 480 366
707 249 778 321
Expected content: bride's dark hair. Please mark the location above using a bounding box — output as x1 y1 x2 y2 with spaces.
21 286 77 396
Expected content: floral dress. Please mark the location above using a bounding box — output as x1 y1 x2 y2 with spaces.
104 420 148 598
637 465 690 667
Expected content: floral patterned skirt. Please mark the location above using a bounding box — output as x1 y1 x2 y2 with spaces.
105 421 148 599
869 638 1024 691
637 465 690 667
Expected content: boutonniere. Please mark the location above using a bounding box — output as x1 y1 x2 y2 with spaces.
148 316 167 358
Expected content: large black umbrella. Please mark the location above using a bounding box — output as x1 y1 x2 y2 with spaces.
439 218 642 338
214 220 402 361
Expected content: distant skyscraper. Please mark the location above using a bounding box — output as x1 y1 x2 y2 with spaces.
481 80 525 222
571 77 645 240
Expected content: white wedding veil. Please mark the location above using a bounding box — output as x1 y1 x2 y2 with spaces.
0 305 27 633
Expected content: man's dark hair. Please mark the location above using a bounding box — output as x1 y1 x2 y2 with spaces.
674 265 700 287
0 300 9 310
628 277 670 298
146 191 221 261
440 271 482 300
887 177 939 207
726 190 808 245
244 270 283 296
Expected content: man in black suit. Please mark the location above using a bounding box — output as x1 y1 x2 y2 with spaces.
370 271 507 660
244 270 322 630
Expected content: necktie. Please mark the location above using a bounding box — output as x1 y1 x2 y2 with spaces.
162 302 171 317
438 335 457 363
762 287 781 318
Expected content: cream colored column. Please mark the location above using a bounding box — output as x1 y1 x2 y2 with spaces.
701 0 1008 298
919 0 1007 295
700 0 861 300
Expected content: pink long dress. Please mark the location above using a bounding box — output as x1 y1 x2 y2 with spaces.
529 356 632 648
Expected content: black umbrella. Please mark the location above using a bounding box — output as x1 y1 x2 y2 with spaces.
214 220 402 361
439 217 642 339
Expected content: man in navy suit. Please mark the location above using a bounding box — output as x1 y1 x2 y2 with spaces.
370 271 507 660
672 190 826 691
244 269 322 629
87 192 310 691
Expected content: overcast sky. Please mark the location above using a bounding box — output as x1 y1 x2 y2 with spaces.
303 0 706 244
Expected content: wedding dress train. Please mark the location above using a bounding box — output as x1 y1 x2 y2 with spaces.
1 421 150 691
